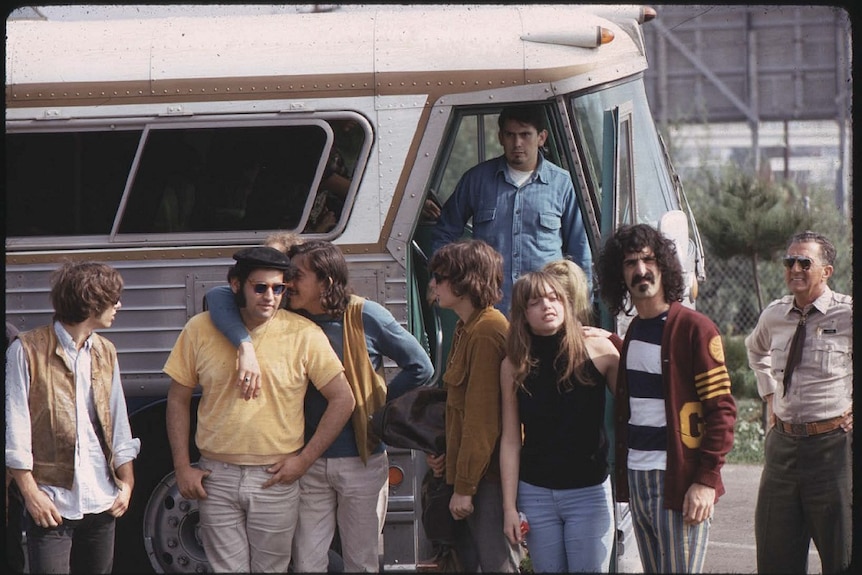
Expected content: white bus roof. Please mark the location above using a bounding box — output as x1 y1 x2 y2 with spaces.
6 4 651 112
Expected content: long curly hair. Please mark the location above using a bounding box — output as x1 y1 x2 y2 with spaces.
506 271 591 393
597 224 684 316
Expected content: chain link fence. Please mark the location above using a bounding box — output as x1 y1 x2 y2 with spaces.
696 242 853 339
696 255 784 337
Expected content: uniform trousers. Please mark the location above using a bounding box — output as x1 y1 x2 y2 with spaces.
755 426 852 574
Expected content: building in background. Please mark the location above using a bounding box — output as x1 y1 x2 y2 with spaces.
643 5 851 215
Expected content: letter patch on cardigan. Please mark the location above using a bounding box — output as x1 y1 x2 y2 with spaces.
708 335 725 363
679 401 705 449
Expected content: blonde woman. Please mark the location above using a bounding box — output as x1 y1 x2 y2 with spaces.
543 258 623 348
500 271 619 572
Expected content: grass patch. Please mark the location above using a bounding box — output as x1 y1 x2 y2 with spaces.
727 397 765 464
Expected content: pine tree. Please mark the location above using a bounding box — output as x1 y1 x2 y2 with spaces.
696 171 804 312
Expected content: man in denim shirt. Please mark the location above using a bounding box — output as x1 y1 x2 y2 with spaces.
431 104 591 315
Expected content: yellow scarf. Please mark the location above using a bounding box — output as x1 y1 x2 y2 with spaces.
342 295 388 463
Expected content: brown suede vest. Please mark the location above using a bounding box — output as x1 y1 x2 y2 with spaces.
342 296 388 463
17 325 118 490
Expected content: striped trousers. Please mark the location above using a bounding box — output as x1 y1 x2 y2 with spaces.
627 469 711 573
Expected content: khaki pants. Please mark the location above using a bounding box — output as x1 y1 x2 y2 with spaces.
198 457 300 573
292 452 389 572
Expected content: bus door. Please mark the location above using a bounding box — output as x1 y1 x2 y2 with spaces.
411 104 582 377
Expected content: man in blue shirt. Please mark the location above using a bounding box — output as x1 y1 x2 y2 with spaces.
431 104 591 315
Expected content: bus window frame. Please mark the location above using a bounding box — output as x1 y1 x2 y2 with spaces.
5 112 375 249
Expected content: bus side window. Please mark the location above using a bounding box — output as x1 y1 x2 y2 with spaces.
119 124 330 234
123 130 202 234
6 131 140 237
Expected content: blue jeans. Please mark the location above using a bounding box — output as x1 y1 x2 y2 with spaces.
518 477 614 573
26 510 116 574
198 456 300 573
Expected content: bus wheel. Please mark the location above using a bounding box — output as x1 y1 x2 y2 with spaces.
142 468 210 573
113 397 203 573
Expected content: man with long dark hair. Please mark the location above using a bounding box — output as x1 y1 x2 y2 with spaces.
205 240 433 572
597 224 736 573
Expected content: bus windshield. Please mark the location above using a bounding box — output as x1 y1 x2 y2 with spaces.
570 77 676 226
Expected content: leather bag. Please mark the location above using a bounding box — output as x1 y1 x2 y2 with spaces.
370 386 446 455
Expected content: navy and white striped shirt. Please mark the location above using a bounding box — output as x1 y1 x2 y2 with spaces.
625 311 668 470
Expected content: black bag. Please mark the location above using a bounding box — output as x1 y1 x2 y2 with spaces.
421 469 458 545
370 386 446 454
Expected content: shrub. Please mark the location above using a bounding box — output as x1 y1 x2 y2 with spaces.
724 335 759 399
727 397 765 464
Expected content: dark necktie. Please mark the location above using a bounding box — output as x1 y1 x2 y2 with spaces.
782 307 813 396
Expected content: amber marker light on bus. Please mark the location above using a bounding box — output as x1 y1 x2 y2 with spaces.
588 5 657 24
600 27 615 45
642 6 657 23
388 465 405 487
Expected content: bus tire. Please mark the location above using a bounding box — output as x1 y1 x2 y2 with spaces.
114 397 205 574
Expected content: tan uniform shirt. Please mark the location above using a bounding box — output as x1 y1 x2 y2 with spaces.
745 286 852 423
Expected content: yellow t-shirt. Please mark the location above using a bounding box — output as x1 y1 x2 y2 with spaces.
164 309 344 464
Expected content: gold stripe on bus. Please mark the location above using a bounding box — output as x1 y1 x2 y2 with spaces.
6 64 596 108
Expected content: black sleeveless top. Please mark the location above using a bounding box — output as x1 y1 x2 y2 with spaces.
517 331 609 489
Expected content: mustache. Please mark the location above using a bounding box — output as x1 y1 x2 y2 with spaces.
631 272 655 285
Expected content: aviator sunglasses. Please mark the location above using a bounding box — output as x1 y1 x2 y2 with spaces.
782 256 814 271
248 280 288 296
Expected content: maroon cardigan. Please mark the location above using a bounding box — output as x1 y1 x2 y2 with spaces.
614 301 737 511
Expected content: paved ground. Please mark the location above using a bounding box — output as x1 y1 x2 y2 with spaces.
618 463 824 574
703 464 822 574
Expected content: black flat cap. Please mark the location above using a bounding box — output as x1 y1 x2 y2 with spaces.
232 246 293 271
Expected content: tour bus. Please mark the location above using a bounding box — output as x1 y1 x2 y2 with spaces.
5 4 704 572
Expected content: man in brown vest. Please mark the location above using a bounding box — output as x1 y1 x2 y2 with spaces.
5 262 141 574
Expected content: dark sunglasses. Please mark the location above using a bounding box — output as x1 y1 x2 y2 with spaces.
248 281 288 296
432 272 448 283
782 256 814 271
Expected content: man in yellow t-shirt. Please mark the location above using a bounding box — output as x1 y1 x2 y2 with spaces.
165 246 355 573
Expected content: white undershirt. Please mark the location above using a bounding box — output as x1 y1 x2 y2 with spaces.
507 166 534 188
